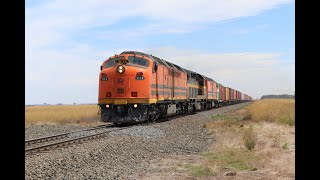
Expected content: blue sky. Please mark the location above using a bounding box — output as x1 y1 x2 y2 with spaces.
26 0 295 104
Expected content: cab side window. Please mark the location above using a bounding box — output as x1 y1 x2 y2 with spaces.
128 56 149 67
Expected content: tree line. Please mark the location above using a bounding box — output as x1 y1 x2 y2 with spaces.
261 94 294 99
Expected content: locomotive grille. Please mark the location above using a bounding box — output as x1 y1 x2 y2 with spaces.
117 88 124 94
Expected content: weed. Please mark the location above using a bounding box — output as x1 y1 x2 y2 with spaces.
282 143 289 150
243 126 257 150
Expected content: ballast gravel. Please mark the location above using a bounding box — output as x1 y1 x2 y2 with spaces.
25 124 88 141
25 103 250 179
109 126 165 140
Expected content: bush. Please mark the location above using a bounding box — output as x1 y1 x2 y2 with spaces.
243 126 257 150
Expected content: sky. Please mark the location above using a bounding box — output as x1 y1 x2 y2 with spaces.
26 0 295 105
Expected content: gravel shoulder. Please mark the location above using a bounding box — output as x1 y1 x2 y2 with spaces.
25 103 250 179
25 124 89 140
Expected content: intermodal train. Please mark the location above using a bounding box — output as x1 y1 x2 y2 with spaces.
98 51 252 124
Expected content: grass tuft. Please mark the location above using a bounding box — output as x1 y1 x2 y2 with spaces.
271 133 281 148
242 113 252 120
243 126 257 150
183 164 216 176
282 143 289 150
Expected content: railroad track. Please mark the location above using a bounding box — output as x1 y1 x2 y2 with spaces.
25 125 129 156
25 111 202 156
25 125 110 147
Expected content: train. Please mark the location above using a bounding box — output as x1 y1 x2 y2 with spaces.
98 51 252 124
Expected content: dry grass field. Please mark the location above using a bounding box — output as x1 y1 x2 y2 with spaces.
242 98 295 126
146 99 295 179
25 105 102 126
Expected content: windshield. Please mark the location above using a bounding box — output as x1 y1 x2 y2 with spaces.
104 56 125 68
127 56 149 67
104 55 150 68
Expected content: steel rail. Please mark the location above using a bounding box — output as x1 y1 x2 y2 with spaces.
25 126 129 156
25 124 110 146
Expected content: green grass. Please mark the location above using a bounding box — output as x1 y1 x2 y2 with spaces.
282 143 289 150
182 164 216 177
278 115 295 126
202 149 258 171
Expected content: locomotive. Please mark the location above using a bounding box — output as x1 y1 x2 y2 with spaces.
98 51 252 124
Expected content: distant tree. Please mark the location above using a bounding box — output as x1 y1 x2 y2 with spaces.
73 103 76 105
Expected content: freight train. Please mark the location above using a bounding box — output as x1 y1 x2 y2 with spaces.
98 51 252 124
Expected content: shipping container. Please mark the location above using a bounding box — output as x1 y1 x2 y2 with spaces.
236 90 239 100
220 85 226 101
231 88 233 100
216 83 220 100
225 87 229 100
231 88 234 100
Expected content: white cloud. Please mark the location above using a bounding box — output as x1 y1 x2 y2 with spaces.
137 0 292 22
26 0 293 45
145 46 294 99
97 22 200 41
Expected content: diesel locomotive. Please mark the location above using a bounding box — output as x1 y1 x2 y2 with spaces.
98 51 252 124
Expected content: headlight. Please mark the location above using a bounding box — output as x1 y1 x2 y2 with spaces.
117 65 125 73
